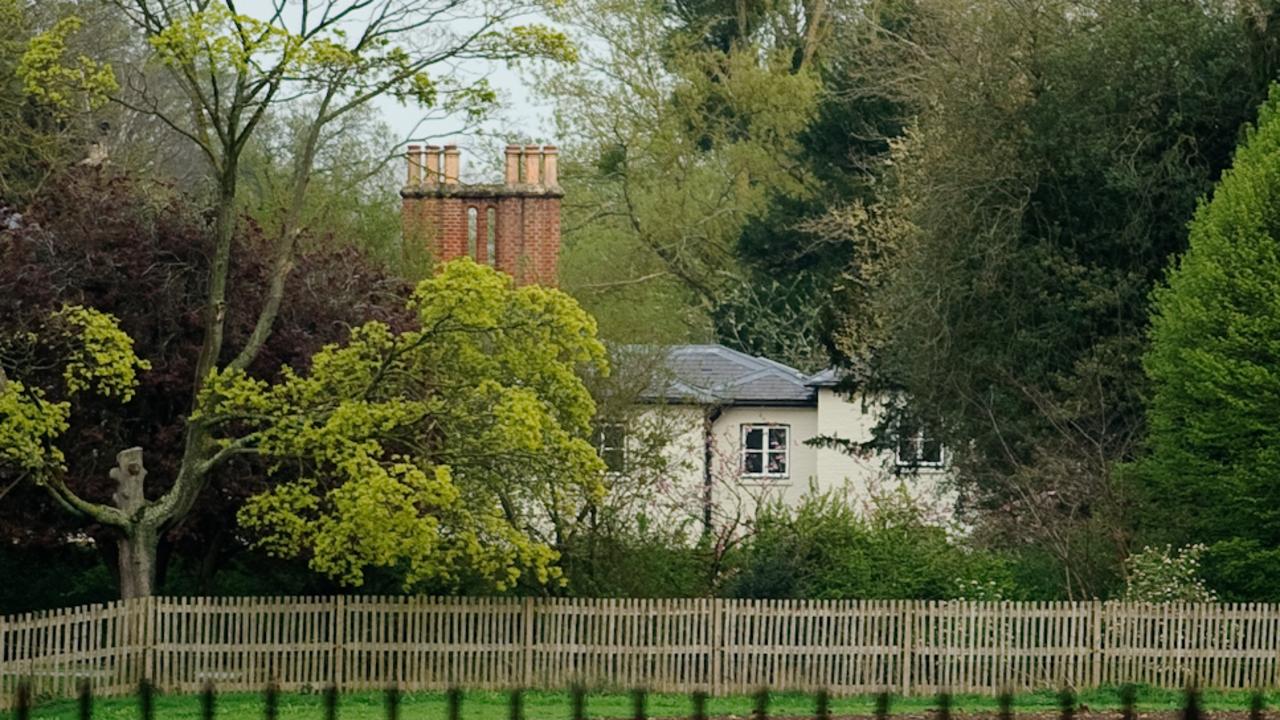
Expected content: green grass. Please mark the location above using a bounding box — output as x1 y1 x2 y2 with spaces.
26 686 1280 720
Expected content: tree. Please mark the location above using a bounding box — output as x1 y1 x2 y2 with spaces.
0 0 574 597
203 259 608 589
1 185 610 592
541 0 821 356
1139 87 1280 600
0 0 118 205
824 0 1276 597
0 170 414 595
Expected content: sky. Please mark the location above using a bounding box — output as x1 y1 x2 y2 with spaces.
235 0 562 179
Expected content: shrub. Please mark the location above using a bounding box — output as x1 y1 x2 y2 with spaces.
728 487 1015 600
1123 544 1217 603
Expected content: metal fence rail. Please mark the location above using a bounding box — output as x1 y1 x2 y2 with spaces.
3 597 1278 706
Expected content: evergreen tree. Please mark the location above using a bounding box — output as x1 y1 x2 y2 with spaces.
1141 85 1280 600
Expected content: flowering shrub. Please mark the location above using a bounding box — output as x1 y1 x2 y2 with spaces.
953 578 1008 601
1123 544 1217 603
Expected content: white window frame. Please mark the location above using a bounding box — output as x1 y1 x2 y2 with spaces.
741 423 790 479
596 422 627 474
895 425 945 468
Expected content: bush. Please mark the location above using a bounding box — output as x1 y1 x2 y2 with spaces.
1123 544 1216 603
727 487 1015 600
1138 85 1280 600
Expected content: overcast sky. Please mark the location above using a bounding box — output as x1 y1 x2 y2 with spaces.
235 0 562 178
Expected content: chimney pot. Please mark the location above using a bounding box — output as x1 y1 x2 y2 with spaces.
406 144 422 186
443 145 461 185
424 145 442 185
523 144 541 186
542 145 559 187
504 145 521 185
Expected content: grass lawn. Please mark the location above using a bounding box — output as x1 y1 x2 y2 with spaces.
26 687 1280 720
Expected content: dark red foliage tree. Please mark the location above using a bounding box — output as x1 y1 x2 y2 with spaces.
0 169 413 594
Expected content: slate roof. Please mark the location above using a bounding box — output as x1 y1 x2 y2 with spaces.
804 367 844 387
640 344 818 406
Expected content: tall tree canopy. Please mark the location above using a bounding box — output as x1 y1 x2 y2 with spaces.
827 0 1278 597
1140 86 1280 601
0 0 576 598
0 171 413 594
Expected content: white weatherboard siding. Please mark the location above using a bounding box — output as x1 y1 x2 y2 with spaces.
710 405 819 515
621 344 956 529
814 387 888 497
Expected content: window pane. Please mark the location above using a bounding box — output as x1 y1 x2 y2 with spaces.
744 427 763 451
768 427 787 449
921 438 943 464
744 451 763 474
602 447 625 473
898 436 919 463
767 451 787 475
486 207 497 266
602 424 626 448
466 207 478 257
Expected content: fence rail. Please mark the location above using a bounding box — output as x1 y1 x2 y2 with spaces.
3 597 1280 706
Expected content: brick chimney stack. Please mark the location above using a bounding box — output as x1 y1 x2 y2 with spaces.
401 144 563 286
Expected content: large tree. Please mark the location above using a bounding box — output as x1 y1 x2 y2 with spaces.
542 0 822 358
0 175 610 592
1139 87 1280 601
0 0 574 597
826 0 1278 597
0 171 413 595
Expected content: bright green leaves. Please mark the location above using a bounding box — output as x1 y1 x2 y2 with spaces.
1138 85 1280 594
17 15 117 115
201 260 608 590
148 4 300 76
0 378 69 479
0 305 147 481
497 25 577 63
53 305 151 402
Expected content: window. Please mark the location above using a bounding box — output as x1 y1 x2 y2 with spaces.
895 423 944 468
466 207 479 258
596 423 627 473
742 424 789 478
486 207 497 266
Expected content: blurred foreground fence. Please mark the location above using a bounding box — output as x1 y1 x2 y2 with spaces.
3 597 1280 706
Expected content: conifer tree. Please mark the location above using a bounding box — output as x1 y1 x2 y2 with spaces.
1142 85 1280 599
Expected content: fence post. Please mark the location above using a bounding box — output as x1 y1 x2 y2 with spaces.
521 597 534 688
143 597 156 687
709 598 721 696
1090 600 1102 690
332 595 346 692
900 601 913 696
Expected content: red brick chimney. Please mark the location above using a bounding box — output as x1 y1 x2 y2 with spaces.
401 143 562 285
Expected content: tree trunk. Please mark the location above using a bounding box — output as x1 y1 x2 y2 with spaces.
117 524 159 599
110 447 160 599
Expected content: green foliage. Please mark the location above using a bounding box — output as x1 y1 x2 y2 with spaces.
0 0 96 204
53 305 151 401
0 376 69 478
1123 545 1216 604
238 103 407 274
199 259 609 591
0 305 148 480
828 0 1275 597
559 514 712 597
1139 86 1280 600
728 488 1014 600
545 0 820 348
17 14 116 115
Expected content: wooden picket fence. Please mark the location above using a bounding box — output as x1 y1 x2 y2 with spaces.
3 597 1280 707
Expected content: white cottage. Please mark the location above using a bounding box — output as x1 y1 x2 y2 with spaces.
607 345 955 530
